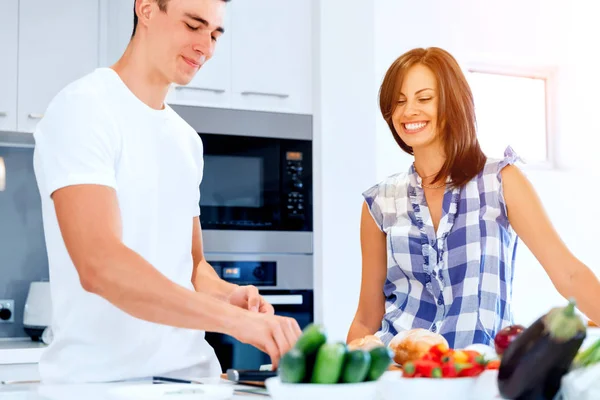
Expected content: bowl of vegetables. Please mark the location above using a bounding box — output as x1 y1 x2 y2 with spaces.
377 343 500 400
265 324 393 400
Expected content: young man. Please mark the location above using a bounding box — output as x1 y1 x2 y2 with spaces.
33 0 301 384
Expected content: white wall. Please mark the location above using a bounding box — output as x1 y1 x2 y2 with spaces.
372 0 600 326
312 0 378 341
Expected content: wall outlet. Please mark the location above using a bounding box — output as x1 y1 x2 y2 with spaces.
0 300 15 323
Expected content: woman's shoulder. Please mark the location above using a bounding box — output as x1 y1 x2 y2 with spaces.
479 146 524 179
363 171 410 200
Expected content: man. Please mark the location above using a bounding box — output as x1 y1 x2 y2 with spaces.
33 0 301 384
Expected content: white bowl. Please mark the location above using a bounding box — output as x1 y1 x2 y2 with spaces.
265 377 379 400
378 371 480 400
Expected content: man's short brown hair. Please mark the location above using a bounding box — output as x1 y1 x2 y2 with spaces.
131 0 230 38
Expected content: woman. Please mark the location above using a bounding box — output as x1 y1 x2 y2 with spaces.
347 47 600 350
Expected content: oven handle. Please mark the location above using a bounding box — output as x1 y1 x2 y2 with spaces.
261 294 303 305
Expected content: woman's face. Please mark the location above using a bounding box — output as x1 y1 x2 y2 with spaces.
392 64 440 151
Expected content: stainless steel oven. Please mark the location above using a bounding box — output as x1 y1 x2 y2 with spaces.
171 106 315 371
172 105 313 255
203 253 314 372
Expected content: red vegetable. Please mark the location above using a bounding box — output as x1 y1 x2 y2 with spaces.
486 359 500 370
441 362 458 378
415 360 442 378
458 363 485 377
494 325 525 355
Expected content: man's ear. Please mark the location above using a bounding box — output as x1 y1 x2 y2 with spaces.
135 0 156 32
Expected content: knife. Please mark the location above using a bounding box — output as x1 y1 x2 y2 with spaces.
226 369 277 383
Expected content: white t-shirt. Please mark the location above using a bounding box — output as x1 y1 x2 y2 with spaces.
33 68 221 383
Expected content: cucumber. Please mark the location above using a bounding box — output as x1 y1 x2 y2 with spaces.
279 348 306 383
294 324 327 356
311 342 347 384
341 349 371 383
366 346 393 381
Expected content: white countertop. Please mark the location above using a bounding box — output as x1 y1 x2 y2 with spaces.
0 379 269 399
0 338 47 365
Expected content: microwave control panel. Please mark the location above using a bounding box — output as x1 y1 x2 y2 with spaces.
284 151 306 223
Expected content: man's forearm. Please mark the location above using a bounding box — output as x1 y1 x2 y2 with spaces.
82 243 243 335
192 259 238 301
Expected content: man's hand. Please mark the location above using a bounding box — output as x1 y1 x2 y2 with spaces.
234 312 302 369
228 285 275 314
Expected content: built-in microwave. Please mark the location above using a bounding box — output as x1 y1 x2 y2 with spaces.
172 105 313 255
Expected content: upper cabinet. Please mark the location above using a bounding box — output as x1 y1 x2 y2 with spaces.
104 1 313 115
17 0 100 133
0 1 19 133
0 1 313 135
230 0 313 115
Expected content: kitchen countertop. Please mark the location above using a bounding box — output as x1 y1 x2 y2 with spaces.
0 339 47 365
0 379 270 399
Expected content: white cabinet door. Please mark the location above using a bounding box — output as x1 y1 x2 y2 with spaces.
0 1 19 132
103 0 135 67
18 0 100 133
167 8 232 109
230 0 312 115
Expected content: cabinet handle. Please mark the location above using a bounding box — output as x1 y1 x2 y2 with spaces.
28 113 44 119
0 112 7 117
175 86 225 94
241 91 290 99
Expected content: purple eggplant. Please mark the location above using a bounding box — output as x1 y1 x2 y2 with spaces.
497 299 586 400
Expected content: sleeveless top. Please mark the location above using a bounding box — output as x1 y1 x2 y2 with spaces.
362 147 521 349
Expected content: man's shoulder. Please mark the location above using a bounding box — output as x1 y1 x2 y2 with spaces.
164 105 203 146
43 69 114 122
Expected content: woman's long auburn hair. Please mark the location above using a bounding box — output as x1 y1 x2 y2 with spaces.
379 47 487 188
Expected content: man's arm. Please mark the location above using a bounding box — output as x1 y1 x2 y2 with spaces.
191 216 238 301
53 184 301 368
53 185 243 333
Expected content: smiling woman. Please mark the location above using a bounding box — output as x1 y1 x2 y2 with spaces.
347 47 600 351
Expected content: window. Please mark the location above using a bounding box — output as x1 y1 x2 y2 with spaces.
466 64 556 166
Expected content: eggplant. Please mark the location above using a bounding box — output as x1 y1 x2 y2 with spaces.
497 299 586 400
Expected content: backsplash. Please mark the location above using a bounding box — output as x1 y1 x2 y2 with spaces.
0 141 49 338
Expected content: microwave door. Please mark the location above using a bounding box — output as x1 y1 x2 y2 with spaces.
199 135 281 230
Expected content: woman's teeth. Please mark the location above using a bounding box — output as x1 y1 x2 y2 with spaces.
404 122 427 131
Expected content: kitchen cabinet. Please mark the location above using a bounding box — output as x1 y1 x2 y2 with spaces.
230 0 313 115
17 0 100 133
103 1 313 115
0 1 19 132
103 0 135 67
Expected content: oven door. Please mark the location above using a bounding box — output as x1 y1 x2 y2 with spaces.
204 290 314 372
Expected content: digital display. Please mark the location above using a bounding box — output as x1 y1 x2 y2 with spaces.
286 152 303 161
222 267 241 279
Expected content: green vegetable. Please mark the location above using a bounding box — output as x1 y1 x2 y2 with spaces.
340 349 371 383
574 338 600 368
366 346 393 381
544 298 587 341
311 343 347 384
295 324 327 356
279 348 306 383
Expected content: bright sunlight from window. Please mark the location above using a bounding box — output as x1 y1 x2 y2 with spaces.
467 70 549 164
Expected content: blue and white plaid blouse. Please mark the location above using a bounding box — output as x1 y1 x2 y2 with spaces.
363 147 521 349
